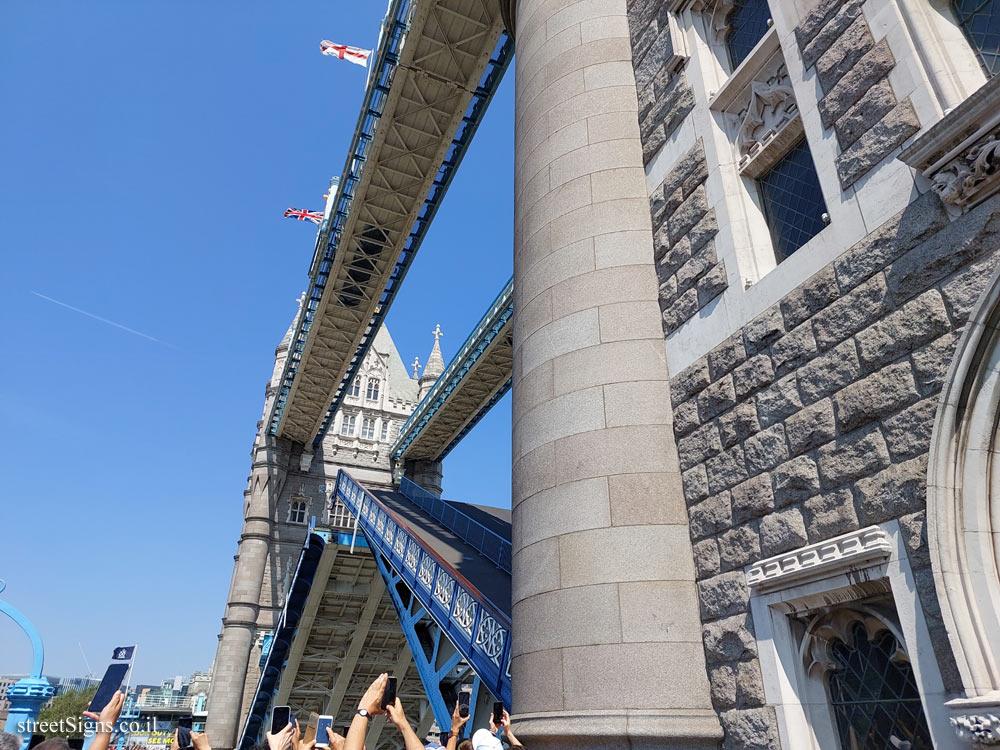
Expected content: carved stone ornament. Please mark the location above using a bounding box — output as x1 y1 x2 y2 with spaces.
737 64 797 161
745 526 893 589
951 713 1000 746
899 74 1000 216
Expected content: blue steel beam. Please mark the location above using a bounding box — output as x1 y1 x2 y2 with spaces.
334 470 512 710
391 278 513 463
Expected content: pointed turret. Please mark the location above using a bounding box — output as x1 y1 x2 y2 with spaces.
418 324 444 399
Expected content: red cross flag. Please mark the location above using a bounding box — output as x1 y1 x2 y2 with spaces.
319 41 372 67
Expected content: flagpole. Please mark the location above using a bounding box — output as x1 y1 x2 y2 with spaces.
124 645 138 696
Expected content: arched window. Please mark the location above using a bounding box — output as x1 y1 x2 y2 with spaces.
366 377 380 401
952 0 1000 78
725 0 772 69
348 378 361 398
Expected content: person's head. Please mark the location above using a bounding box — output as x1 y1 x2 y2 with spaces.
456 742 472 750
32 740 70 750
0 732 22 750
470 729 502 750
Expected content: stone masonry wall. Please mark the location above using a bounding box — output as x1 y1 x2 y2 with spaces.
795 0 920 189
652 139 730 333
627 0 695 165
671 192 1000 748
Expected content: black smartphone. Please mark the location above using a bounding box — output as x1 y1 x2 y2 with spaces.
457 691 470 718
88 663 129 714
439 730 451 745
270 706 292 735
178 718 193 730
380 676 397 710
176 727 192 750
492 701 504 725
315 716 333 748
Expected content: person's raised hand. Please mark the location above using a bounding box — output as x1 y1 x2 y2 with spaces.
358 673 388 716
384 697 407 728
500 709 512 734
83 690 125 730
191 731 211 750
266 721 296 750
450 700 470 731
170 729 180 750
324 728 346 750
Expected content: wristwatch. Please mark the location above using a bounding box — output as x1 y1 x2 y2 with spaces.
355 709 370 719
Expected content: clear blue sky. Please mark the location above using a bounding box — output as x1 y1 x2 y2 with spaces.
0 1 512 686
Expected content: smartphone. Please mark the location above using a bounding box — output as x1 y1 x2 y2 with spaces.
380 676 397 710
176 727 192 750
457 691 470 718
88 663 130 714
315 716 333 748
270 706 292 735
178 718 193 730
492 701 504 725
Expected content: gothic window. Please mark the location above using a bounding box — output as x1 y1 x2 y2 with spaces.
381 420 390 441
952 0 1000 77
758 138 829 260
361 416 376 440
725 0 772 69
366 377 380 401
340 413 356 436
348 378 361 398
803 606 933 750
287 499 307 524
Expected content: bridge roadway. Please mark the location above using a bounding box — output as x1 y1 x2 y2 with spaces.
267 0 509 449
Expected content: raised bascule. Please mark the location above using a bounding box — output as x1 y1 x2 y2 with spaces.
210 0 1000 748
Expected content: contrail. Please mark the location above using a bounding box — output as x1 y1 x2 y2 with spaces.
31 291 174 347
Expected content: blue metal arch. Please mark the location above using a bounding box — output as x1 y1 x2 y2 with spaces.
0 579 44 678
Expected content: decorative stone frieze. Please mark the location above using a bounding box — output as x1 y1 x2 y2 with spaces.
899 76 1000 215
745 526 892 589
951 713 1000 746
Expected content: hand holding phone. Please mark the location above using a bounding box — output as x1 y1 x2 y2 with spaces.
457 691 470 719
270 706 292 736
315 716 332 748
380 676 397 710
492 701 504 726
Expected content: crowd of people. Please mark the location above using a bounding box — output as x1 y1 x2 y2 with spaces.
264 674 523 750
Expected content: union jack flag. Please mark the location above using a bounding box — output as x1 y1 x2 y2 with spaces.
284 207 324 225
319 41 372 67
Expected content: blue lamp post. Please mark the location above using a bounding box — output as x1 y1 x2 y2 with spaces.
0 580 55 750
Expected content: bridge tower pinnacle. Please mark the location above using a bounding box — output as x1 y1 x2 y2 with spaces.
508 0 722 746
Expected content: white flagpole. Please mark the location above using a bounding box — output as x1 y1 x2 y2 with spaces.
124 645 138 696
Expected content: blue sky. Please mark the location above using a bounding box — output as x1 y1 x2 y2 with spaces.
0 1 512 686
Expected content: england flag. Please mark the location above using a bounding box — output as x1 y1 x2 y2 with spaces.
319 41 372 67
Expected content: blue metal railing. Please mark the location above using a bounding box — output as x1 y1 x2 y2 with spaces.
334 470 511 709
398 477 512 574
391 278 513 462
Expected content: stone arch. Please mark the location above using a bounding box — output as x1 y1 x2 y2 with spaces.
927 264 1000 701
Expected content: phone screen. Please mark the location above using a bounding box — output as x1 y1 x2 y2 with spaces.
492 701 504 725
315 716 332 747
270 706 291 735
176 728 192 750
178 718 193 730
88 664 129 714
380 676 397 710
458 691 470 718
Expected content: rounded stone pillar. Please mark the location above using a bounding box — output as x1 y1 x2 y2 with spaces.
508 1 722 746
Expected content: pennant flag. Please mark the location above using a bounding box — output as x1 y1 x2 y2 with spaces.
111 646 136 660
284 207 324 225
319 41 372 67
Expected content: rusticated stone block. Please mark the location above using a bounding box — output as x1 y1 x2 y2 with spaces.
707 444 749 493
698 571 750 621
771 321 817 376
731 473 774 524
734 354 775 399
699 373 736 421
693 538 721 579
678 421 722 471
703 613 757 664
719 524 761 572
773 456 821 507
854 454 927 526
886 195 1000 303
682 463 710 505
718 400 760 449
709 664 736 709
673 397 701 438
697 261 729 307
855 288 951 370
675 249 714 292
642 123 666 167
688 209 719 255
690 491 732 540
634 22 674 91
818 39 895 129
883 396 937 461
719 707 781 750
662 287 698 332
836 99 920 189
834 191 949 292
911 332 958 396
798 0 865 65
734 660 766 708
672 357 711 406
744 305 785 355
744 424 789 476
658 139 705 202
779 265 839 329
832 360 919 434
660 236 691 277
658 276 678 306
759 506 808 557
940 250 1000 325
785 398 836 456
666 183 709 246
755 374 803 429
815 14 875 92
812 274 891 350
898 510 930 569
817 426 891 489
798 338 862 404
804 489 859 540
710 332 748 381
835 78 897 149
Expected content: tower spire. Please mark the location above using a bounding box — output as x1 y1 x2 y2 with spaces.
418 324 445 398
